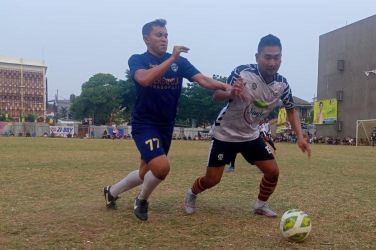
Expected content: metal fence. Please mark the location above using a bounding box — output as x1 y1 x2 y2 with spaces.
0 122 211 140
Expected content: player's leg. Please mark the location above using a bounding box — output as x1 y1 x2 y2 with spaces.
185 139 235 214
253 159 279 217
226 153 237 172
184 166 225 214
132 126 173 221
104 161 145 209
241 137 278 217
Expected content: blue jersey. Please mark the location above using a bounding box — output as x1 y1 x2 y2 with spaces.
128 51 200 126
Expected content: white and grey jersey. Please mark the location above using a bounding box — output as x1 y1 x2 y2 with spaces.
212 64 294 142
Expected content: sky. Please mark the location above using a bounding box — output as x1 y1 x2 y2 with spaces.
1 0 375 102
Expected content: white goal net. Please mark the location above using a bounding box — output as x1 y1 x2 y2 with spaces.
356 119 376 146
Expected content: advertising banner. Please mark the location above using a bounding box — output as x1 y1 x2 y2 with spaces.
313 98 337 125
50 126 74 137
276 108 289 133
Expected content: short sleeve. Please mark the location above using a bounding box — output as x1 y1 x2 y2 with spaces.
128 54 146 79
281 82 295 110
177 57 200 81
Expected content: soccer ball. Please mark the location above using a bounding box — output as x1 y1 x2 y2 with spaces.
280 209 312 242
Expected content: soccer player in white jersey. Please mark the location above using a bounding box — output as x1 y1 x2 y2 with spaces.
184 34 311 217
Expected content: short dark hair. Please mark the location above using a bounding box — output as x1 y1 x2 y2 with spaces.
142 19 167 36
258 34 282 53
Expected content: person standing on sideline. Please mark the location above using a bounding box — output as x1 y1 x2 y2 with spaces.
103 19 237 221
259 119 277 152
184 34 311 217
371 127 376 147
225 154 237 173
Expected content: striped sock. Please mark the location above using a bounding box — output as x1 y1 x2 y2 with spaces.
191 177 206 195
258 176 278 202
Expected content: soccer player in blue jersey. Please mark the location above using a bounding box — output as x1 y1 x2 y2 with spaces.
103 19 237 221
184 34 311 217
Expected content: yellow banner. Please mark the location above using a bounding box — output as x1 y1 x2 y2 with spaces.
313 99 337 125
277 107 287 125
276 108 288 133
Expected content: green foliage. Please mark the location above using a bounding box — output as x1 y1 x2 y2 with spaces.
118 78 136 123
70 73 125 125
58 107 68 120
177 82 225 127
0 112 13 122
70 72 229 126
212 74 228 83
25 113 37 122
305 110 314 124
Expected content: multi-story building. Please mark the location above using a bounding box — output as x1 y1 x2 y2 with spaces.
317 14 376 138
0 56 47 121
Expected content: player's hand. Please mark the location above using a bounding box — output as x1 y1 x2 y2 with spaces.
222 84 232 92
231 78 248 102
230 78 244 95
171 46 190 60
297 138 311 159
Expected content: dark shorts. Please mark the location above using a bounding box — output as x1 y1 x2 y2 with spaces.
132 124 173 163
208 137 274 167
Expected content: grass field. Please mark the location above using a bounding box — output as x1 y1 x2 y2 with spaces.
1 137 375 249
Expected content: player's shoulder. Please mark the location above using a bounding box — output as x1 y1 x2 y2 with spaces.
129 52 147 59
275 73 288 84
128 52 147 64
233 64 258 74
227 64 258 83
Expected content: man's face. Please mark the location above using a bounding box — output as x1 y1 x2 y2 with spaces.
144 26 168 56
256 46 282 78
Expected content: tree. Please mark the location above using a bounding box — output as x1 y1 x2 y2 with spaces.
25 113 37 122
175 75 228 127
212 74 228 83
70 73 123 125
118 76 136 123
59 107 68 119
177 82 224 127
0 113 13 122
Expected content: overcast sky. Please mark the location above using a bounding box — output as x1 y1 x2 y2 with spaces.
1 0 375 101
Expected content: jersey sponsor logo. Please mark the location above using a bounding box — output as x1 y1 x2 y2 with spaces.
253 100 269 109
252 82 257 90
151 77 180 89
171 63 178 72
244 105 265 125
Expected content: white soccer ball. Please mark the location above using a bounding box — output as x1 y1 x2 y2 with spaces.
280 209 312 242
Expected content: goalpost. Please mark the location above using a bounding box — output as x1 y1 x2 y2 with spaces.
356 119 376 146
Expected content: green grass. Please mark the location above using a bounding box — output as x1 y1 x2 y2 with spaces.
1 137 375 249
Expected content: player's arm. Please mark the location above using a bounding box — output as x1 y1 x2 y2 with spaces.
213 78 245 102
287 108 311 158
134 46 189 87
191 73 229 91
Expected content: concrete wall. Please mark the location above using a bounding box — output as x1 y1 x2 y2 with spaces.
317 14 376 138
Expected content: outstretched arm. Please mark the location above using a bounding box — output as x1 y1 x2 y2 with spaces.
134 46 189 87
191 73 229 91
287 108 311 158
213 78 246 102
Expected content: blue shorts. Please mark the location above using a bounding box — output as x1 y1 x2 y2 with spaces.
132 124 174 163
